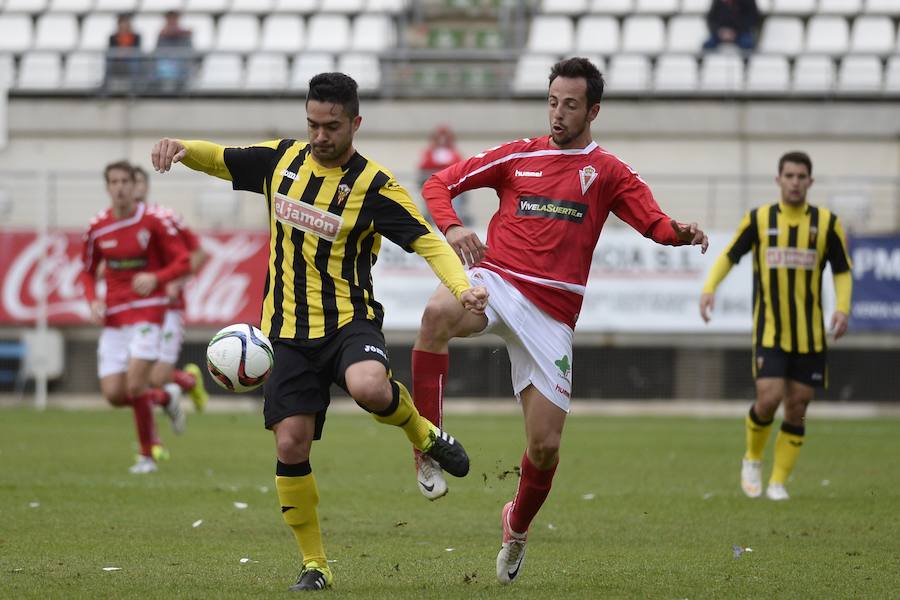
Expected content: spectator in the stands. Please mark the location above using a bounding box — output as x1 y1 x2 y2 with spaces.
702 0 761 51
154 11 194 92
419 125 471 226
106 13 143 90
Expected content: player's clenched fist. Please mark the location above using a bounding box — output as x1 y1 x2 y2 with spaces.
460 285 489 315
151 138 187 173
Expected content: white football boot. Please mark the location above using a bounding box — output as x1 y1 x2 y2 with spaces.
415 453 448 500
129 455 158 475
496 501 528 584
766 482 790 501
163 383 186 435
741 459 763 498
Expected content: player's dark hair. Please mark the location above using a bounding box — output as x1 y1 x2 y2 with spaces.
104 160 134 183
306 72 359 119
778 151 813 176
549 57 605 107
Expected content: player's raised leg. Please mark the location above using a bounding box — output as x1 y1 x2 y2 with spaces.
497 385 564 584
412 283 488 498
351 359 470 478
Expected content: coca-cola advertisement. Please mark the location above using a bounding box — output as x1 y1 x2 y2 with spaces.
0 230 268 325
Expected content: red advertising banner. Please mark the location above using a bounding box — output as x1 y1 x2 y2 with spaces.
0 230 269 326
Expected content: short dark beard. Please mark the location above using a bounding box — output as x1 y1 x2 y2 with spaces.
551 121 587 147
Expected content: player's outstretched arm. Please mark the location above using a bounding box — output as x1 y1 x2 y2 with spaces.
671 220 709 253
152 138 187 173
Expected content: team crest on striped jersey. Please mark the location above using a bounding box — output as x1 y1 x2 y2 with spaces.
579 165 597 195
335 183 351 207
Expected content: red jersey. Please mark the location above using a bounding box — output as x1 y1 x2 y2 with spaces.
424 136 686 328
80 202 190 327
146 203 201 311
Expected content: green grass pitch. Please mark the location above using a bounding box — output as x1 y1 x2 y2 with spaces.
1 406 898 599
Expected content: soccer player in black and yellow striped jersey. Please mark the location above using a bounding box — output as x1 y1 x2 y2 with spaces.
700 151 852 502
151 73 488 592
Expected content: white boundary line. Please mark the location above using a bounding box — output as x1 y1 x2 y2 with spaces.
2 394 899 419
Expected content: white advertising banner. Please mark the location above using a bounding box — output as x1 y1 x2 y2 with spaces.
373 229 836 333
0 85 7 150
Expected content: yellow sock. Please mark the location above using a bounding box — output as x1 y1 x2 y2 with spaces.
372 380 433 451
770 424 805 484
744 408 774 461
276 472 326 567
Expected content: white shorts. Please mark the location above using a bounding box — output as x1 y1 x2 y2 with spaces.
469 267 574 412
97 323 162 378
157 310 185 365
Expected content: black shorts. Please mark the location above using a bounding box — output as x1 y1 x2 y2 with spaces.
262 320 392 437
754 346 827 388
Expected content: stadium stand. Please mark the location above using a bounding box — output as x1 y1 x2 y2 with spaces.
0 0 896 98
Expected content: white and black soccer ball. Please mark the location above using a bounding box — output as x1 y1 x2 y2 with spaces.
206 324 274 393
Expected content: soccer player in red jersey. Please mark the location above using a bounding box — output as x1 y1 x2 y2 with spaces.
80 161 191 474
133 165 210 415
410 57 709 583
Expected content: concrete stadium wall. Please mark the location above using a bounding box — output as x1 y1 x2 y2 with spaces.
1 98 899 231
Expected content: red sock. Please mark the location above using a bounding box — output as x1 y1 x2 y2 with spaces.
411 349 448 427
145 387 170 407
173 369 195 392
509 452 558 534
129 392 158 457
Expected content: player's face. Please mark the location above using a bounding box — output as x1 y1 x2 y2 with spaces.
776 161 813 205
133 172 148 202
106 168 136 211
306 100 361 167
548 76 599 149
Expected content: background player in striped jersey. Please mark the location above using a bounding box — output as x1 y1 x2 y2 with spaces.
151 72 488 592
700 151 852 501
409 57 709 584
133 165 209 416
80 161 191 474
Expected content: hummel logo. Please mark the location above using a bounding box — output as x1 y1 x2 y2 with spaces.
515 169 542 177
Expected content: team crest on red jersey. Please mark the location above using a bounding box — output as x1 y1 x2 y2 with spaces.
136 228 151 250
579 166 597 195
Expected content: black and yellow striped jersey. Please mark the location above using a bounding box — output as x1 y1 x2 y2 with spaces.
706 202 852 354
181 138 470 340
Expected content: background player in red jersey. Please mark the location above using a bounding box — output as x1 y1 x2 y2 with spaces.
133 165 210 415
80 161 191 474
410 57 709 583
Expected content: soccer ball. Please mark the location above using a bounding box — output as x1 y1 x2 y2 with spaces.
206 324 274 392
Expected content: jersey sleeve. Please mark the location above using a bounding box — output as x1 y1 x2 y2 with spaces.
825 213 852 275
79 225 100 303
725 210 757 264
409 233 471 300
371 175 434 252
150 213 191 284
607 161 681 245
181 139 283 194
423 141 515 234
